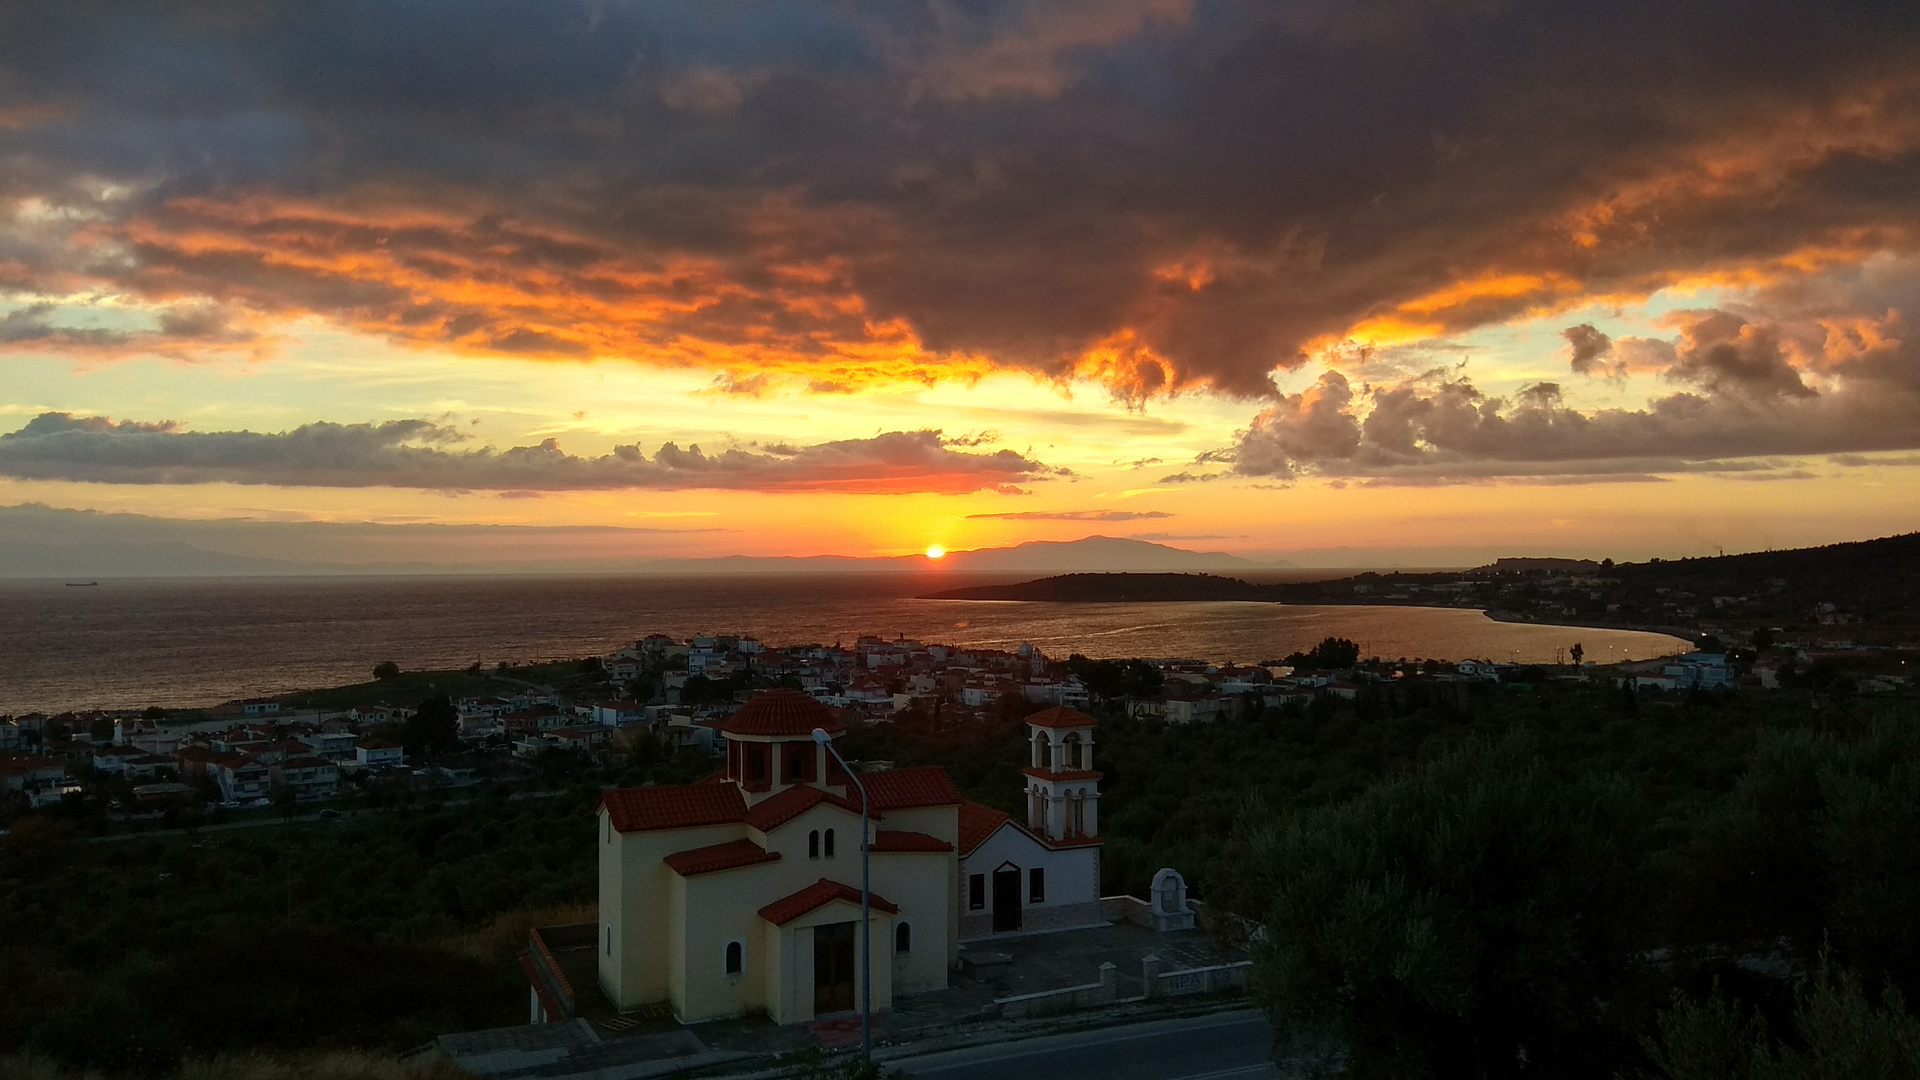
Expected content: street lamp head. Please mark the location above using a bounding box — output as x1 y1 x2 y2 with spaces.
811 727 832 746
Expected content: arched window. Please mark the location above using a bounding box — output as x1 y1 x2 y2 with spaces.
606 925 612 956
809 830 820 859
724 940 743 976
824 828 836 858
1065 733 1082 770
605 816 612 844
895 922 912 955
1033 731 1050 769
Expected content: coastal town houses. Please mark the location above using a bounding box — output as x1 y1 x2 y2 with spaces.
355 739 404 768
594 690 1107 1026
0 753 68 808
213 755 271 803
271 757 341 801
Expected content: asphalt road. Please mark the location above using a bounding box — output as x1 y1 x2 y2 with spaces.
892 1009 1278 1080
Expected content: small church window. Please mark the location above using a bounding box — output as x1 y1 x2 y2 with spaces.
968 873 985 910
824 828 836 858
724 940 743 976
896 922 912 955
1029 867 1046 903
606 926 612 956
747 748 766 782
789 747 807 780
809 830 820 859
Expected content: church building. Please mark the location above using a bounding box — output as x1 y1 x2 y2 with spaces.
595 690 1105 1024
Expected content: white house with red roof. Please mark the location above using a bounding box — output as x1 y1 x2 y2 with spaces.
594 691 1109 1026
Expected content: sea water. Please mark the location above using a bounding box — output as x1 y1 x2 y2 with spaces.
0 573 1689 712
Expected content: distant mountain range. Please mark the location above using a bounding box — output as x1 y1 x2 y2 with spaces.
634 536 1268 575
0 504 1276 576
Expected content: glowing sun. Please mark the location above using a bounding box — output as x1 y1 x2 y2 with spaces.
924 544 946 560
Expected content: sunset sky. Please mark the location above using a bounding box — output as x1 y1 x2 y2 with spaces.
3 0 1919 565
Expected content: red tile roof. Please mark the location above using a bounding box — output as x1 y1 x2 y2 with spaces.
958 800 1011 855
1022 767 1103 783
599 783 746 833
1025 706 1099 729
519 954 563 1024
870 829 952 853
743 784 868 832
758 878 899 926
719 689 846 738
861 766 963 811
664 838 781 877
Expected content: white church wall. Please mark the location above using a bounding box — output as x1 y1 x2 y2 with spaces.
959 825 1103 940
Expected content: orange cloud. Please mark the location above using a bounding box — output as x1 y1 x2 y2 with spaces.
82 188 1019 391
0 414 1063 495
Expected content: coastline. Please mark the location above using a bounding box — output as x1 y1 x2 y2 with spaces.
2 581 1698 714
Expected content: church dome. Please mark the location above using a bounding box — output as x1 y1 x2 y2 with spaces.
719 688 846 737
1025 705 1098 729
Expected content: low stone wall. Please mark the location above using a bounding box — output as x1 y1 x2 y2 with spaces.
993 963 1124 1018
1100 894 1153 928
1142 958 1253 999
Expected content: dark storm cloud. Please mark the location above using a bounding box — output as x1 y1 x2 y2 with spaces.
0 413 1062 493
0 0 1918 406
1227 279 1920 482
1562 324 1613 376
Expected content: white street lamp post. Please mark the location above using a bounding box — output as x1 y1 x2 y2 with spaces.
813 726 870 1060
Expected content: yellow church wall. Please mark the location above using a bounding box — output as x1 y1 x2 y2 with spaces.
673 869 770 1022
869 849 954 995
762 918 794 1024
869 804 961 966
872 804 959 848
596 807 625 1006
600 815 744 1012
747 801 866 868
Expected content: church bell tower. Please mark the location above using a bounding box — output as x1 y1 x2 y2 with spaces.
1021 706 1100 842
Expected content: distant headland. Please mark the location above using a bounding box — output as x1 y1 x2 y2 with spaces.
920 533 1920 645
920 573 1273 603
